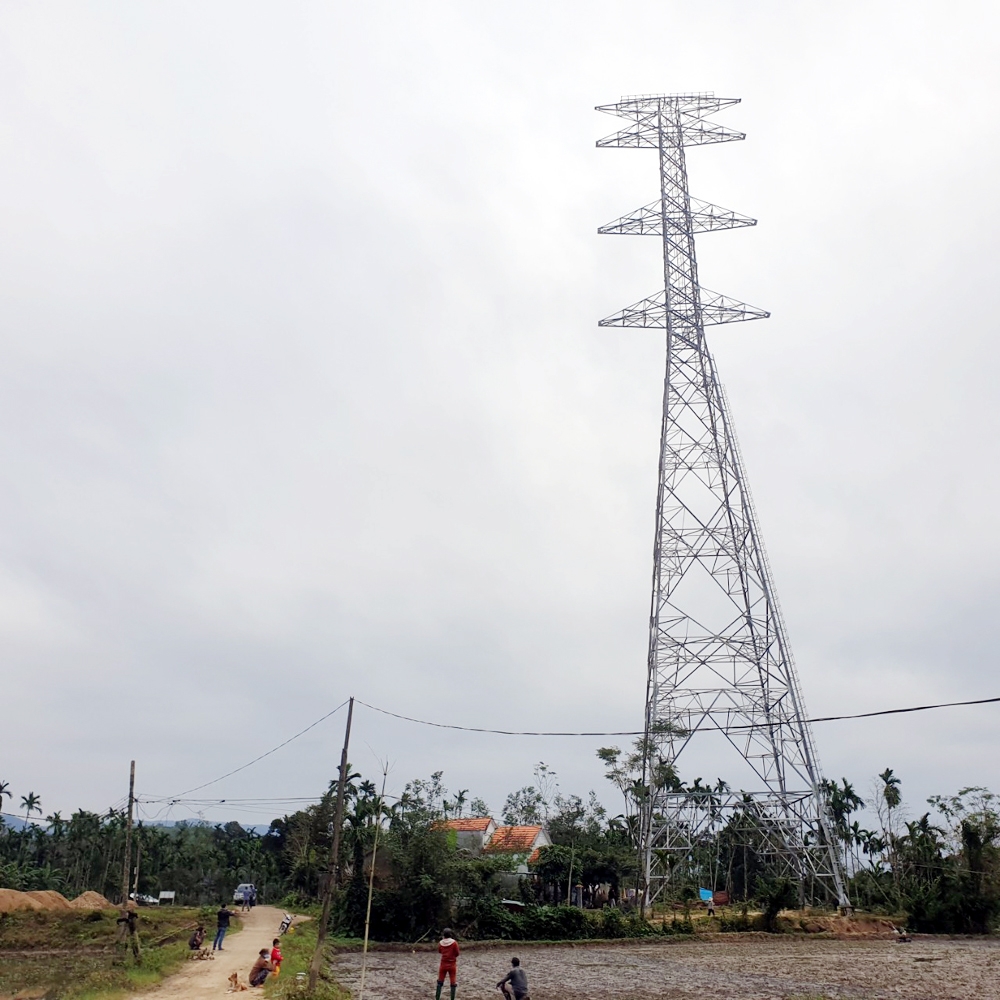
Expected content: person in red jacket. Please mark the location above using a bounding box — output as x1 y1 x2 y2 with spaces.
435 927 460 1000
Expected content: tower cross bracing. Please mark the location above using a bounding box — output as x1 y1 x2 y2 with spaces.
596 93 849 908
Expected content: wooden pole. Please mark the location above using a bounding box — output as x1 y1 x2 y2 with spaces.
358 763 388 1000
120 761 135 906
132 831 141 903
308 697 354 991
566 843 575 906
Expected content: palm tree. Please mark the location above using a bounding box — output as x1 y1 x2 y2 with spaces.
879 768 902 883
21 792 42 828
879 769 901 811
0 780 11 832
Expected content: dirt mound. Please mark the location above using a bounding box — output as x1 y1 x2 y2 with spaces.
24 890 73 910
0 889 44 913
70 890 113 910
791 913 898 937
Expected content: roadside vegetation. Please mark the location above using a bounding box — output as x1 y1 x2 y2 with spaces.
0 905 228 999
263 919 348 1000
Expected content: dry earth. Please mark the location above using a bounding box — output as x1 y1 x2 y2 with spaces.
332 936 1000 1000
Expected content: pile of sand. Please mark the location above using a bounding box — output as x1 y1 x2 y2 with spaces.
25 890 73 910
0 888 113 913
70 890 114 910
0 888 44 913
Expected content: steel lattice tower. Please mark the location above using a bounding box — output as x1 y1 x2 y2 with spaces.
597 93 849 908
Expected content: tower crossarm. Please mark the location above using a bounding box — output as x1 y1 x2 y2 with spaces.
598 289 769 329
597 119 745 149
599 197 757 236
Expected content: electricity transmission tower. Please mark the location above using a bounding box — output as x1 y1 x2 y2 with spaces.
596 94 849 908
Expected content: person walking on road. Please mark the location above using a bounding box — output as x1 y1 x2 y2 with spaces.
435 928 460 1000
213 903 237 951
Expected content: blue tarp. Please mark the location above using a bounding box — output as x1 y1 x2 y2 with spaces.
699 888 714 902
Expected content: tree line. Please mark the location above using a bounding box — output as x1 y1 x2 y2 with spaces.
2 751 999 936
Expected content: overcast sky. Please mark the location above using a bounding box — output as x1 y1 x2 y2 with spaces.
2 1 999 830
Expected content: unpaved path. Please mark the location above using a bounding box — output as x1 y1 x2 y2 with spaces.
151 905 286 998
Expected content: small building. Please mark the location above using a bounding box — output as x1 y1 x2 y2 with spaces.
438 816 497 855
484 825 552 873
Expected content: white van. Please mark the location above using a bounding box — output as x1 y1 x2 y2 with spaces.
233 883 256 903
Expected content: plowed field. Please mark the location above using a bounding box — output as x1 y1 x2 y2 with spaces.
331 936 1000 1000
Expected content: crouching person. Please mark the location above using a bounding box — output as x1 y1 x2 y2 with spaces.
497 957 529 1000
249 949 274 987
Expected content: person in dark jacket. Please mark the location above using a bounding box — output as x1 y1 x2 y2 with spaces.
497 957 529 1000
213 904 237 951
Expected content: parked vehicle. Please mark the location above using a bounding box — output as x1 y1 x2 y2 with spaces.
129 892 159 906
233 882 256 903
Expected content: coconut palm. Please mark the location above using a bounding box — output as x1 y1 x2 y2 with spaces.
20 792 41 828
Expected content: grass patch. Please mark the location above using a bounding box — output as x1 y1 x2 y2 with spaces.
0 906 241 999
264 920 348 1000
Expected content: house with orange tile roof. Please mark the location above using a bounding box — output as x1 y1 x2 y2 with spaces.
437 816 497 854
483 824 551 871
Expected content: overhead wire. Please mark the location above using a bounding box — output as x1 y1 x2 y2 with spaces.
135 693 1000 815
150 698 350 801
355 694 1000 737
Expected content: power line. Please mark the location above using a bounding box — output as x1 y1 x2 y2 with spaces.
153 699 350 801
357 695 1000 737
137 693 1000 807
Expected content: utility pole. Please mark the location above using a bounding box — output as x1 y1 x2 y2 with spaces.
132 831 142 903
308 697 354 991
120 761 135 906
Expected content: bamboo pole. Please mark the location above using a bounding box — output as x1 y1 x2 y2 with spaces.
358 764 389 1000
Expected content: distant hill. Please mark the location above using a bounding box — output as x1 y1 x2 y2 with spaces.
1 813 268 835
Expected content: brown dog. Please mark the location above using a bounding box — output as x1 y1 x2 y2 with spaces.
227 971 248 992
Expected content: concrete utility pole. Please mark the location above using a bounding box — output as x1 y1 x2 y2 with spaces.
308 697 354 991
121 760 135 906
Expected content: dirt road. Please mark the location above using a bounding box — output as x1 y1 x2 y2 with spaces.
151 905 286 998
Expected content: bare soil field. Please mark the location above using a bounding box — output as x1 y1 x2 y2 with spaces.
332 936 1000 1000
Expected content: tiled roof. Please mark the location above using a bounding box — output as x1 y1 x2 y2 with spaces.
439 817 494 832
484 825 543 853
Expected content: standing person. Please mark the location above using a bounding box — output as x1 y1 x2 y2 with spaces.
250 886 257 909
270 937 283 978
249 948 274 987
213 903 237 951
435 927 460 1000
497 957 529 1000
240 887 250 912
116 905 141 961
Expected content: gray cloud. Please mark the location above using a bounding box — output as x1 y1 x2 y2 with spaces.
2 1 998 827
